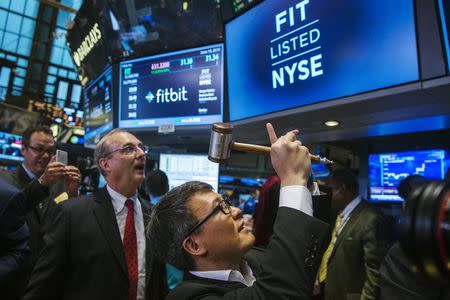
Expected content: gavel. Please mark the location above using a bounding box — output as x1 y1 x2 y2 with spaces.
208 123 334 164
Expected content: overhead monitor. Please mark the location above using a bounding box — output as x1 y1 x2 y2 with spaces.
369 149 450 202
159 153 219 191
119 43 224 129
438 0 450 72
225 0 419 121
0 131 23 162
83 66 114 148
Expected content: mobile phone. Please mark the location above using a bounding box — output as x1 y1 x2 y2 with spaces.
56 149 68 165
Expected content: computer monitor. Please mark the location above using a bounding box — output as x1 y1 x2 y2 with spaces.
118 43 224 129
159 153 219 191
225 0 419 121
83 66 114 148
0 131 23 162
369 149 450 202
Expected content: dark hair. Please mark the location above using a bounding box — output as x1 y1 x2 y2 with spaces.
22 125 53 147
328 168 359 195
147 181 213 271
145 170 169 197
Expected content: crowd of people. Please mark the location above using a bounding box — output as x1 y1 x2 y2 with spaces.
0 123 448 300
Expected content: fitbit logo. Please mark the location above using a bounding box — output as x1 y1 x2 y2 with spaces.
145 86 188 104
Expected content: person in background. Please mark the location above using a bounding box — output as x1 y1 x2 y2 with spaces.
318 168 390 300
147 123 329 299
0 178 29 300
145 168 184 290
23 129 167 300
243 188 258 215
0 125 80 293
145 169 169 205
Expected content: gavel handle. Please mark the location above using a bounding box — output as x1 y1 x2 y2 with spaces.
231 142 322 163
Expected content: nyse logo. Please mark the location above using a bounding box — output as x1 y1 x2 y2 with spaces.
145 87 188 104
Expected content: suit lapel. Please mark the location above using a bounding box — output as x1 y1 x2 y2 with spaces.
329 201 366 261
93 187 128 275
17 165 33 186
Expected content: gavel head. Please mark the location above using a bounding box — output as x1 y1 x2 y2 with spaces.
208 123 233 163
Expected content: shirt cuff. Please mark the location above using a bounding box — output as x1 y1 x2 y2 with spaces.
279 185 313 216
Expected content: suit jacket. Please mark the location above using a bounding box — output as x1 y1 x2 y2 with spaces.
324 201 390 300
167 207 329 300
23 187 167 300
0 165 51 266
0 177 30 300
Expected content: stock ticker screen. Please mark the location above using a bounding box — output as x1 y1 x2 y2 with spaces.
118 44 223 129
369 149 450 202
83 66 113 147
225 0 419 121
0 131 23 162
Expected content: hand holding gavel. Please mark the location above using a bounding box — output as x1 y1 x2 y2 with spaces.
208 122 333 164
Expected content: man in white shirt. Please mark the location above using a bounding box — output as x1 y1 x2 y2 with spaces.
148 123 329 299
24 129 167 300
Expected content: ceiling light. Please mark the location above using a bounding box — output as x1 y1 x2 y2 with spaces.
324 120 340 127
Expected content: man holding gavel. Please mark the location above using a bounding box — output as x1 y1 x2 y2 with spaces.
148 123 329 299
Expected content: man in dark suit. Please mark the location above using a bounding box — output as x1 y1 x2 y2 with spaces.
319 168 390 300
148 123 329 299
0 125 80 292
24 129 167 300
0 177 29 300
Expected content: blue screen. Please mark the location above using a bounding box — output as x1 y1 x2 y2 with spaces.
369 149 450 202
119 44 224 128
0 131 23 162
438 0 450 72
83 66 113 147
226 0 419 121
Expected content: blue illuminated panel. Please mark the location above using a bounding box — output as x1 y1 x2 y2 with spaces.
119 44 224 128
438 0 450 72
226 0 419 121
0 131 24 162
83 66 113 147
369 150 450 202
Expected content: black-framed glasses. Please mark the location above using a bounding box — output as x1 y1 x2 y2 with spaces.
102 144 149 158
184 197 232 240
27 145 56 156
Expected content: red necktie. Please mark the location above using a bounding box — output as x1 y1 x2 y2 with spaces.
123 199 138 300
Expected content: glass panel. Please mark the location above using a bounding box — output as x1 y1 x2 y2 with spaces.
53 28 66 47
68 72 77 80
63 50 74 68
21 17 35 38
47 74 56 84
0 30 4 46
17 37 32 56
17 58 28 67
24 0 39 18
50 47 63 64
2 32 18 52
6 13 22 34
56 99 65 107
48 66 57 75
58 69 68 77
71 84 82 103
15 67 26 77
0 10 7 29
13 76 24 87
0 0 10 9
0 67 12 88
10 0 26 14
57 10 68 28
45 84 54 94
56 80 68 100
6 54 16 61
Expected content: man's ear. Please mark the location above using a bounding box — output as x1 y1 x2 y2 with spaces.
98 157 109 174
182 236 207 257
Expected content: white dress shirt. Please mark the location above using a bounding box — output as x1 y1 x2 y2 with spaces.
189 185 313 284
337 196 361 235
107 185 146 300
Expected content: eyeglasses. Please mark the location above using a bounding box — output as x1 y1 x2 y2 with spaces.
102 144 149 158
27 145 56 156
184 196 232 240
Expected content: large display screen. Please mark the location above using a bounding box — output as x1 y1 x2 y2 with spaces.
438 0 450 72
83 66 113 148
226 0 419 121
0 131 23 162
119 44 223 128
369 149 450 202
159 153 219 191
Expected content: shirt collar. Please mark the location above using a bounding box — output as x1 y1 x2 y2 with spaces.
340 195 361 219
21 163 37 179
189 260 256 287
106 185 138 214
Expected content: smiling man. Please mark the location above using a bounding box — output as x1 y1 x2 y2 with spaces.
24 129 167 300
148 123 329 299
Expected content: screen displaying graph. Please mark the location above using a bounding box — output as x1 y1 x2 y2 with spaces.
369 149 449 202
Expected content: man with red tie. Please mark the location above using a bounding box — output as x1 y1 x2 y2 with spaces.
23 129 167 300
